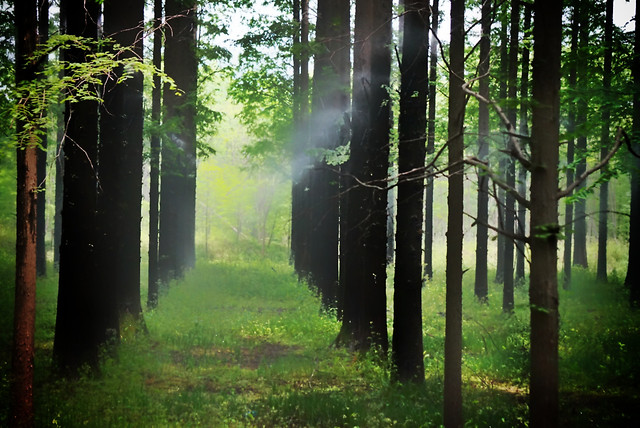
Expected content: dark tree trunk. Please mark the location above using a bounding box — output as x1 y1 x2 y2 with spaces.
424 0 439 280
444 0 464 425
148 0 162 309
35 0 48 278
563 0 579 289
12 0 38 424
573 1 589 269
307 0 349 310
628 0 640 306
529 0 561 425
337 0 391 353
516 3 531 284
597 0 614 283
53 119 63 271
159 0 198 282
502 0 520 313
54 0 119 374
474 0 491 302
392 0 428 384
495 10 508 285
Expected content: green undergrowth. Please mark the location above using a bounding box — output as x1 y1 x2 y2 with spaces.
1 240 639 426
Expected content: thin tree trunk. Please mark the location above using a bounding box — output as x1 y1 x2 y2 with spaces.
424 0 439 280
35 0 48 278
474 0 491 302
495 11 508 285
529 0 561 425
597 0 614 282
444 0 464 425
392 0 428 384
12 0 38 424
148 0 162 309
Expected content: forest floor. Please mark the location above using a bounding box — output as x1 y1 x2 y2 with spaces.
1 243 640 426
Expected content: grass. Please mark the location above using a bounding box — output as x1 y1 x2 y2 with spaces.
1 237 639 427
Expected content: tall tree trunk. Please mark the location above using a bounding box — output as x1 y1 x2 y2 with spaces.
53 117 63 271
597 0 614 282
158 0 198 281
99 0 145 320
529 0 561 425
148 0 162 309
337 0 391 353
474 0 491 302
444 0 464 425
627 0 640 306
54 0 119 374
35 0 48 278
424 0 439 280
392 0 428 384
495 11 508 285
308 0 349 310
516 3 531 283
573 1 589 269
12 0 38 424
503 0 520 313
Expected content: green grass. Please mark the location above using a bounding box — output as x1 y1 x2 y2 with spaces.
1 237 639 426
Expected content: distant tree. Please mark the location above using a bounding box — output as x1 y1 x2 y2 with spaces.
148 0 162 309
597 0 614 282
337 0 391 352
474 0 491 303
444 0 465 424
392 0 428 384
35 0 48 278
12 0 38 423
628 0 640 306
159 0 198 281
529 0 562 424
424 0 439 280
307 0 349 310
98 0 145 320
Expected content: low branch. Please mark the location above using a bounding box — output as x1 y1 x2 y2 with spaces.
465 156 530 209
557 127 623 199
464 211 530 244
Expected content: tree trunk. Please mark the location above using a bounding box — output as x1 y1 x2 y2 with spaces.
503 0 520 313
529 0 561 425
444 0 464 425
99 0 145 322
159 0 198 281
474 0 491 302
148 0 162 309
307 0 349 310
392 0 428 384
12 0 38 424
516 3 531 284
627 0 640 306
337 0 391 353
495 10 508 285
54 0 119 374
597 0 614 283
424 0 439 280
35 0 48 278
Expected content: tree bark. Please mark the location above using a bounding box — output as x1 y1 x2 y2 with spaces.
529 0 561 425
392 0 428 384
12 0 38 424
35 0 48 278
597 0 614 282
444 0 464 425
337 0 391 353
495 9 508 285
474 0 491 302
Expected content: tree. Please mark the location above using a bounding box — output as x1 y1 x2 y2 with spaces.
392 0 428 384
444 0 464 425
159 0 198 282
424 0 439 280
54 0 119 374
628 0 640 305
597 0 614 282
99 0 145 320
474 0 491 303
148 0 162 309
337 0 391 352
35 0 48 278
12 0 38 423
307 0 350 310
529 0 562 424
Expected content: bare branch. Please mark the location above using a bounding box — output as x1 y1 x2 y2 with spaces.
464 211 530 243
465 156 531 209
